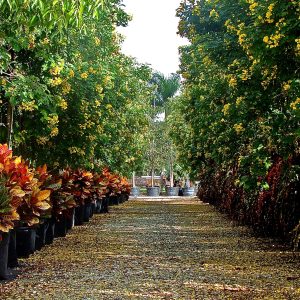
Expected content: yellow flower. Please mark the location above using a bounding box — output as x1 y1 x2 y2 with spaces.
290 98 300 110
233 123 245 134
19 100 37 112
47 114 59 126
265 3 275 23
241 69 250 81
96 84 103 93
295 38 300 55
49 65 63 76
62 82 71 94
236 96 245 106
249 2 258 12
89 67 96 74
50 127 59 137
228 76 237 87
80 72 88 79
94 37 101 45
58 99 68 110
263 36 269 44
222 103 231 116
282 81 291 91
209 9 219 19
69 70 75 77
49 77 63 86
36 136 49 145
41 38 50 45
106 104 113 110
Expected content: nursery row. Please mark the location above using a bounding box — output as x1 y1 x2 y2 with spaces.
0 143 130 280
169 0 300 248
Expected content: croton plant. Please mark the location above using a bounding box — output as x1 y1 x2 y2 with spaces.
0 144 131 239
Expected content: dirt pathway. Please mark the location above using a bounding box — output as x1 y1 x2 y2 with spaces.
1 199 299 299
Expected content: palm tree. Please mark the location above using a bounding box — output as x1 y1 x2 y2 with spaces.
149 72 181 190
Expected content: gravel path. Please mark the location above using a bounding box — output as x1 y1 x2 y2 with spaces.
1 198 299 299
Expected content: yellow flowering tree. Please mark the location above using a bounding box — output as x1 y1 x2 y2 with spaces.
172 0 300 246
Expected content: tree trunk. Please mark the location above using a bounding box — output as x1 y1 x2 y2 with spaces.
170 160 174 188
7 102 14 150
151 168 154 187
132 171 136 187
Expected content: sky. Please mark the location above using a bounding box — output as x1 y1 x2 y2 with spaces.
117 0 189 76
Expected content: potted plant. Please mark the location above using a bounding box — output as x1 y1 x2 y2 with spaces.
182 175 195 196
130 171 140 197
0 178 18 280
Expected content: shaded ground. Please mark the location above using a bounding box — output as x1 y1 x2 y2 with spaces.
1 198 299 299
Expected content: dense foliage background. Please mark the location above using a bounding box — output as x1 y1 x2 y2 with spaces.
171 0 300 247
0 0 152 176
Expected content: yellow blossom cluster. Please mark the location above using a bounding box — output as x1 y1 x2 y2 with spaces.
69 69 75 77
49 65 63 76
202 56 212 66
295 39 300 56
89 67 96 74
96 84 103 94
261 66 278 89
265 3 275 23
19 100 36 112
263 32 284 48
94 99 101 107
241 69 251 81
236 96 245 106
41 37 50 45
234 123 245 134
49 77 63 86
222 103 231 115
248 0 258 12
61 81 71 94
47 114 59 127
94 37 101 45
58 98 68 110
209 9 219 19
103 75 112 86
36 136 49 145
50 127 59 137
68 147 86 156
228 75 237 87
1 78 7 86
80 72 88 79
282 81 291 92
290 98 300 110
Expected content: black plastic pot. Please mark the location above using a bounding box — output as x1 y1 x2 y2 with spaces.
35 220 49 251
66 208 75 231
75 205 85 225
45 218 56 245
90 202 96 218
100 197 109 213
16 227 36 258
54 217 67 237
7 229 18 268
109 196 119 206
0 232 10 280
94 199 102 213
83 202 92 222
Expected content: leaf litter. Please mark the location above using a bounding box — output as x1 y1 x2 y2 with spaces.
0 198 299 299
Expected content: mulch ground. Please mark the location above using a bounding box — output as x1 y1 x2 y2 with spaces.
1 198 299 299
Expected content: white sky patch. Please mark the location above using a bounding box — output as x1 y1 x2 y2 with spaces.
117 0 189 75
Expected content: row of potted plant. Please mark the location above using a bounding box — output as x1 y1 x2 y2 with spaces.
0 144 130 280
